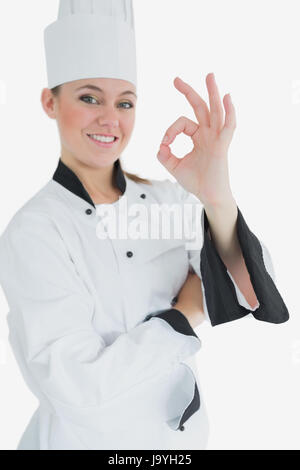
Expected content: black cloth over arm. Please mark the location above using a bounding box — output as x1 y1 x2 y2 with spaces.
143 308 200 431
200 206 290 327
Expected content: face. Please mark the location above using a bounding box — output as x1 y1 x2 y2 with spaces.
41 77 137 169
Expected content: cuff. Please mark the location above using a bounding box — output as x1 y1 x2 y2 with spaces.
200 206 290 326
143 308 201 431
143 308 199 339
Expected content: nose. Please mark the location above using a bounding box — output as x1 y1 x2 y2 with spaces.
97 118 119 134
97 110 119 128
99 119 119 126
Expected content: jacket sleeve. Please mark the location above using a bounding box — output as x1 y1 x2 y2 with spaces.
174 182 290 327
0 211 201 433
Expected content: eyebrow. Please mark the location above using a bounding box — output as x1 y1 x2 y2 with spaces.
75 84 137 98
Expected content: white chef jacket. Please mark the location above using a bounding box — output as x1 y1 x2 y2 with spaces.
0 158 289 450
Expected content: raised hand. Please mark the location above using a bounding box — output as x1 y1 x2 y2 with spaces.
157 73 236 207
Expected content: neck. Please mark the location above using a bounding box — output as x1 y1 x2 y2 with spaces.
60 154 121 202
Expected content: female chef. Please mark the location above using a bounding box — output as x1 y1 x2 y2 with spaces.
0 0 289 450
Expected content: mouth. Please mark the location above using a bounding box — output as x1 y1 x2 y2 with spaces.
86 133 119 148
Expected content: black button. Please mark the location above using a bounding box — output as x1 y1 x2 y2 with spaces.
85 208 93 215
140 193 146 199
179 425 185 431
126 251 133 258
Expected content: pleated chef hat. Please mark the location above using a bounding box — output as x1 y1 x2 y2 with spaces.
44 0 137 89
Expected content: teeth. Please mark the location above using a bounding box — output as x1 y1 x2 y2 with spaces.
88 134 116 143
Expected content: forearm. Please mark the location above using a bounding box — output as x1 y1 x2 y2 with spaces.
203 197 259 309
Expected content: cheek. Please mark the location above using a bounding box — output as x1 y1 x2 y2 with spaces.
122 114 135 137
59 105 92 137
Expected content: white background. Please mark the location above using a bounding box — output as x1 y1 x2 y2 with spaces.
0 0 299 450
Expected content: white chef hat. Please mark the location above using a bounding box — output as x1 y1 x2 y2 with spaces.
44 0 137 90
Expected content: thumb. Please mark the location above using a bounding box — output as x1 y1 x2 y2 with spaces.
157 143 180 176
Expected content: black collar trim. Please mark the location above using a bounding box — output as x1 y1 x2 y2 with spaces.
52 158 127 208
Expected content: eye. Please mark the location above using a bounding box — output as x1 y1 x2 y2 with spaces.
119 101 134 109
80 95 99 105
79 95 134 109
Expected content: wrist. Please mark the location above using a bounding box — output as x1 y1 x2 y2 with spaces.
173 303 204 329
172 301 186 316
172 303 195 329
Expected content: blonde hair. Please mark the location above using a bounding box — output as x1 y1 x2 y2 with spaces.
51 85 152 186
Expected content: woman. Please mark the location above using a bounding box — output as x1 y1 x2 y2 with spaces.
0 0 289 450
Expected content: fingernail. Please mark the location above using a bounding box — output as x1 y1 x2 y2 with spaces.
162 135 169 143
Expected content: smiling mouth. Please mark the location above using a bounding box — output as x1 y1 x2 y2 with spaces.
86 134 120 148
87 134 119 142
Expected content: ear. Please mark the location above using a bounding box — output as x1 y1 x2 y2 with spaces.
40 88 57 120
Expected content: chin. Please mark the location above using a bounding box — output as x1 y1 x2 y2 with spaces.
86 154 119 168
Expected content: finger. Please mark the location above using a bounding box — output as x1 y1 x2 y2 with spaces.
220 94 237 144
157 142 181 175
161 116 199 146
174 77 210 127
206 73 224 131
